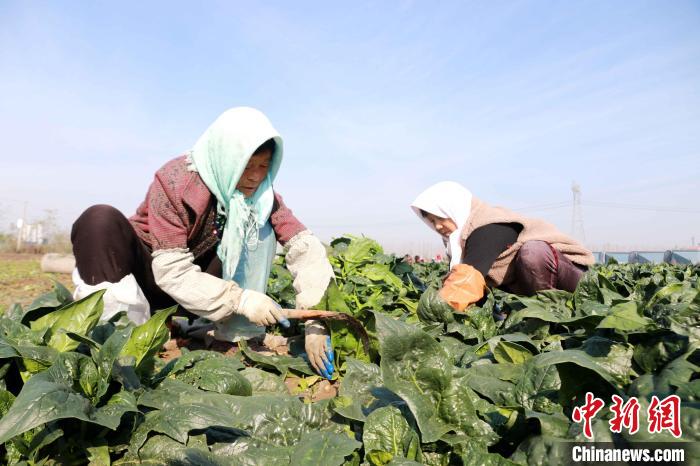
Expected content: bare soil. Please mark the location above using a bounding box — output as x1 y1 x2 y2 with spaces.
0 254 74 313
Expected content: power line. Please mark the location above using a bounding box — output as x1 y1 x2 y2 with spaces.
513 201 570 210
512 200 700 214
312 220 416 228
0 197 29 204
583 201 700 214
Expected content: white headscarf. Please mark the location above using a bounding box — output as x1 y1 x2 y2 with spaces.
411 181 473 269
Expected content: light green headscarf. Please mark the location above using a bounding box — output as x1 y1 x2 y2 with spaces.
188 107 283 284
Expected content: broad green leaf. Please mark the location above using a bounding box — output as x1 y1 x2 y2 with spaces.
334 358 402 422
439 370 498 443
362 406 421 462
367 450 395 466
447 302 504 342
328 317 371 364
289 431 362 466
137 379 341 448
138 378 205 410
240 367 287 394
30 290 105 352
93 326 134 396
26 428 64 463
342 237 381 265
632 331 689 373
173 356 252 395
493 341 534 365
362 263 405 290
511 435 570 466
514 359 561 414
86 444 110 466
438 335 471 364
119 434 226 466
120 306 177 376
628 352 700 398
420 450 453 466
523 410 570 437
535 338 633 389
210 437 292 465
129 403 248 449
111 356 141 390
416 288 454 324
0 354 137 443
580 336 635 386
457 305 499 342
65 331 100 350
666 289 700 343
21 280 74 324
240 340 314 376
508 304 603 327
573 272 604 309
0 317 58 374
675 380 700 402
462 360 523 406
532 350 620 406
374 312 453 442
156 348 244 381
493 332 540 353
92 389 138 429
453 441 521 466
78 357 100 400
597 301 651 331
646 282 686 309
5 303 24 322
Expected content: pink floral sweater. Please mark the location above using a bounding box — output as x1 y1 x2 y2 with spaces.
129 155 306 257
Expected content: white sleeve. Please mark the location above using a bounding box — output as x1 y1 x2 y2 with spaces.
151 248 242 321
285 230 334 309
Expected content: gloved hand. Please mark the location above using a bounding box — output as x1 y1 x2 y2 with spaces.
439 264 487 312
305 320 334 379
236 289 290 327
286 231 335 309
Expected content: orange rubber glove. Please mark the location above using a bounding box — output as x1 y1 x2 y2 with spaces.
438 264 487 312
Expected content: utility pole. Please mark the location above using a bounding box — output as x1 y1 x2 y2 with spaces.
15 201 27 253
571 182 585 243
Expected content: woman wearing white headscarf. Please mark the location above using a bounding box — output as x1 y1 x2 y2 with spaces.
411 182 594 311
70 107 335 378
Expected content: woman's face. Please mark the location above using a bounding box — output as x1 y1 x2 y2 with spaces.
423 211 457 238
236 149 272 198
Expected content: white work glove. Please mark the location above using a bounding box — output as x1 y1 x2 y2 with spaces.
305 320 334 379
236 289 290 328
286 231 335 309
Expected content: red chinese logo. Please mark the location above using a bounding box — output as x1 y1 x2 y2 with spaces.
609 394 640 434
648 395 682 438
571 393 683 438
572 392 605 439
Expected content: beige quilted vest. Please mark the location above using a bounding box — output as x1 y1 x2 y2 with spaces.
460 197 594 287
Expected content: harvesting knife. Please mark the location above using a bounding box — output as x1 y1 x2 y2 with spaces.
283 308 370 355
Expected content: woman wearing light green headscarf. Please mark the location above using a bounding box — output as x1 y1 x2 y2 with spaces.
71 107 337 378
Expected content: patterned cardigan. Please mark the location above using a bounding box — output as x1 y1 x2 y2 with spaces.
129 155 306 258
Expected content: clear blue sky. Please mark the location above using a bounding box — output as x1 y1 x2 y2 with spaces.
1 1 699 254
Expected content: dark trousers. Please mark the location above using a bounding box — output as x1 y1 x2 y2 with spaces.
507 240 587 295
71 204 221 313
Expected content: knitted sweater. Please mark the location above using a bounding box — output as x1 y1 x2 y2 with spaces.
129 155 305 257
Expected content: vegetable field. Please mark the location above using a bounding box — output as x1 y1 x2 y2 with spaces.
0 236 698 465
